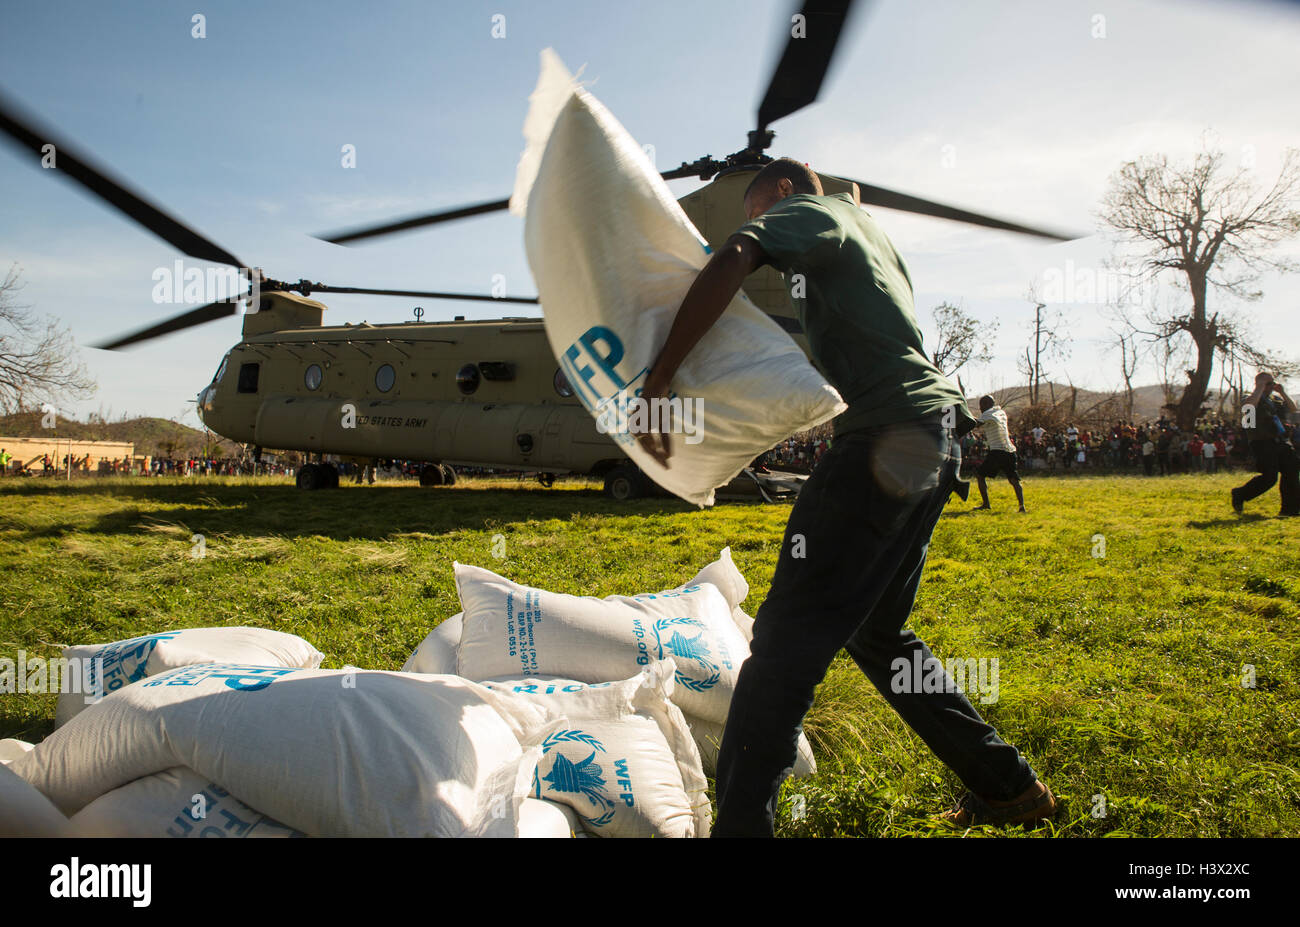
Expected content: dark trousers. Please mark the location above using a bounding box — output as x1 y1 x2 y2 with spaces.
1238 440 1300 514
712 416 1038 837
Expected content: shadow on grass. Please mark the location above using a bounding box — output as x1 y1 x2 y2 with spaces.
0 707 55 744
1 481 701 542
1186 515 1270 528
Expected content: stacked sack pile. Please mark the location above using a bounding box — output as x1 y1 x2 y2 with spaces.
1 550 814 838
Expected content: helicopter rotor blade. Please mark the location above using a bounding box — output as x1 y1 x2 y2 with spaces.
94 283 540 351
837 175 1082 242
755 0 860 137
94 296 248 351
314 164 711 246
0 89 245 268
316 197 513 245
307 284 538 304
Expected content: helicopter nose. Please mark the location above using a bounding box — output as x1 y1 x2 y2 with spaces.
197 386 214 417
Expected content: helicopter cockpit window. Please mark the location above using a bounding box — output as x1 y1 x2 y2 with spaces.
304 364 323 391
237 362 260 394
554 368 574 398
456 363 481 395
375 364 396 393
214 355 229 385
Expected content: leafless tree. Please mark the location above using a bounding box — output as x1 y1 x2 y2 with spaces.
1100 298 1148 422
928 301 998 381
0 263 96 415
1098 142 1300 429
1016 282 1071 405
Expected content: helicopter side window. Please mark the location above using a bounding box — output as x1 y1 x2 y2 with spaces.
375 364 396 393
554 368 574 398
478 361 515 381
237 362 260 394
456 363 481 395
305 364 323 390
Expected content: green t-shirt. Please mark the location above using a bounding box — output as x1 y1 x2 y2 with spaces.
734 192 975 436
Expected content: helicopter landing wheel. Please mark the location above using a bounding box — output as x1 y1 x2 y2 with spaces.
440 464 456 486
297 460 330 488
537 472 556 488
603 464 643 501
419 464 444 487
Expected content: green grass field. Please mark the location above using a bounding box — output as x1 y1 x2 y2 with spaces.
2 472 1297 837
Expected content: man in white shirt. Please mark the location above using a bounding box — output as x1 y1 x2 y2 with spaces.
1203 438 1218 474
974 396 1027 512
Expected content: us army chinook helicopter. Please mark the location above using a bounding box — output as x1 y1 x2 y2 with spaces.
0 0 1072 499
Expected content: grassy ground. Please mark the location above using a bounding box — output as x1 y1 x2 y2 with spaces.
1 471 1296 837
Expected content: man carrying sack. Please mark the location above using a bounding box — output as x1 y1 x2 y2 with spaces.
636 158 1055 836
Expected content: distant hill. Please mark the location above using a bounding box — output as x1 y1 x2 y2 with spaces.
0 411 241 459
988 382 1233 425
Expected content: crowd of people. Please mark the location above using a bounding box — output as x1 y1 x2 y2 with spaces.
756 435 831 471
961 417 1254 475
0 452 299 478
144 457 297 477
965 373 1297 517
754 412 1269 484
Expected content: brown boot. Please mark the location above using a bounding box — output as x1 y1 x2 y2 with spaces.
940 780 1057 827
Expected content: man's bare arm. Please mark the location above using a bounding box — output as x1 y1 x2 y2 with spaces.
644 234 767 395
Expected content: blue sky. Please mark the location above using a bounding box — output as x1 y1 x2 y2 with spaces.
2 0 1298 425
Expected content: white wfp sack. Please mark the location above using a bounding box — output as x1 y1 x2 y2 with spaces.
0 762 71 836
510 50 847 507
13 664 555 837
399 539 738 668
55 626 325 728
69 767 304 838
454 553 817 777
401 614 462 675
483 661 710 838
400 610 818 776
0 738 34 765
66 767 575 839
518 798 582 837
455 562 746 725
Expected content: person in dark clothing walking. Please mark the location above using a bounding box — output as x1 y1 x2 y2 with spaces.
1232 372 1299 517
634 158 1054 837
